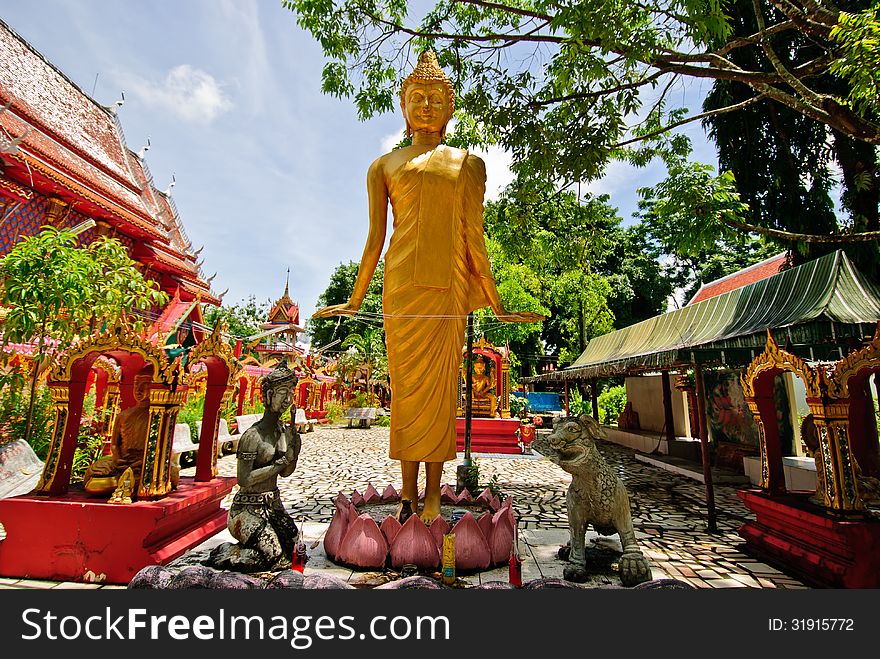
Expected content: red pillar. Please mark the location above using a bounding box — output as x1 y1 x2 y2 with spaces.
196 376 227 482
45 373 89 496
237 378 247 416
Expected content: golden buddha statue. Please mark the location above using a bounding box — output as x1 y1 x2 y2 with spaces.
83 373 179 497
469 356 498 418
313 50 542 522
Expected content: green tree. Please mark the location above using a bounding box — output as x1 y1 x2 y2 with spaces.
0 226 167 444
284 0 880 191
308 260 385 350
637 159 781 301
702 0 879 280
204 295 271 345
339 327 387 399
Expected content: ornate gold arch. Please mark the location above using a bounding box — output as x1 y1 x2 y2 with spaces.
826 323 880 399
90 356 120 383
186 321 242 387
49 317 181 384
741 330 824 399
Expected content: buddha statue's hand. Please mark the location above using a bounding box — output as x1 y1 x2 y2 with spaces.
494 310 545 324
312 303 360 318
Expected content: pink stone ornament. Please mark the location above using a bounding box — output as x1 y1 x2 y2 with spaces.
363 483 381 504
429 516 451 548
380 515 402 545
389 515 440 570
450 512 491 571
337 513 389 570
381 484 399 502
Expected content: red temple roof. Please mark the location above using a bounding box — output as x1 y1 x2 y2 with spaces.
0 17 217 302
688 252 788 305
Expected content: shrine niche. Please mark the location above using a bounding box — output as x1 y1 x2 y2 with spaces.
37 318 188 500
458 338 511 419
738 329 880 588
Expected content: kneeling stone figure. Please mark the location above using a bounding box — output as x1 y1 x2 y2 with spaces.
208 362 301 572
532 415 651 586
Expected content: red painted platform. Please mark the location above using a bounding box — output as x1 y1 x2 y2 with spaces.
737 489 880 588
0 476 235 584
456 418 523 454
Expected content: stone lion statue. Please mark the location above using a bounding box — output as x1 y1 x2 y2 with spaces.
531 415 651 586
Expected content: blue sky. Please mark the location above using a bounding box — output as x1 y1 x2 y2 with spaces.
3 1 717 322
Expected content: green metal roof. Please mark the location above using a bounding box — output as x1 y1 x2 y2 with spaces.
532 250 880 382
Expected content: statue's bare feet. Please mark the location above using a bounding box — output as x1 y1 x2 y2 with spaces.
420 495 441 524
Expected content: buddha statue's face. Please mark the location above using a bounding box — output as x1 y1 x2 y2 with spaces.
403 82 451 135
267 384 294 414
133 377 151 404
474 360 486 375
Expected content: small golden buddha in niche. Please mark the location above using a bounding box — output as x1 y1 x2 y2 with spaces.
313 51 542 522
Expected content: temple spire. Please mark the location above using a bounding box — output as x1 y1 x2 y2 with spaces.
284 267 290 298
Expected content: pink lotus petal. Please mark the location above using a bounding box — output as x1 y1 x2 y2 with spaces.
333 492 350 509
489 507 516 565
450 512 491 571
337 513 389 569
380 515 402 545
363 483 381 504
347 506 359 526
381 484 398 502
429 516 451 548
456 489 473 504
440 484 458 503
477 511 494 542
351 491 365 507
323 505 350 560
500 496 513 511
390 515 439 570
475 488 494 507
489 496 501 512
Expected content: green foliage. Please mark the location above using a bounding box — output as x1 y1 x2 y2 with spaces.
324 399 345 424
0 228 167 345
282 0 879 194
177 394 206 442
204 296 271 345
637 162 749 257
372 413 391 427
566 387 592 417
307 261 384 350
509 393 531 420
831 6 880 117
597 385 627 425
637 159 780 301
340 327 387 392
0 382 54 456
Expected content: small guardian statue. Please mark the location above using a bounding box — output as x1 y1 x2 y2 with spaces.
208 362 301 572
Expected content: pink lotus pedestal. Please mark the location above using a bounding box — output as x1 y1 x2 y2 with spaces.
323 483 517 572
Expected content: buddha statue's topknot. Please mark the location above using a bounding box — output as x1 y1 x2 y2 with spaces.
400 50 455 129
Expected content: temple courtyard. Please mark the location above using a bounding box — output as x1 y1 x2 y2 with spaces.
0 425 808 589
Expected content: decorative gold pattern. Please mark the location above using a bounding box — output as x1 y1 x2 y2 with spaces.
741 330 824 399
49 317 182 385
826 323 880 399
186 320 242 387
0 176 33 201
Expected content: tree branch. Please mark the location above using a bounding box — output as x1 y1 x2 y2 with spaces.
724 217 880 242
716 20 799 55
612 93 769 148
527 71 664 108
455 0 554 23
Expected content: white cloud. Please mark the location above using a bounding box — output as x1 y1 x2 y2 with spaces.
123 65 232 123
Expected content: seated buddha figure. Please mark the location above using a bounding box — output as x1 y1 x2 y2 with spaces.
83 373 179 497
471 356 498 418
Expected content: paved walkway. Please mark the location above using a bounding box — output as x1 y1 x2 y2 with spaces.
0 424 809 589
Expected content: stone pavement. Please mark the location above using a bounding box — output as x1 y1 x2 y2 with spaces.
0 424 809 589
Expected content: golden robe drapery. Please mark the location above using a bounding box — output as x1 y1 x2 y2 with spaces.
384 145 497 462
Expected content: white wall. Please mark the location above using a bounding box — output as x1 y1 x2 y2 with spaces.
625 374 689 436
